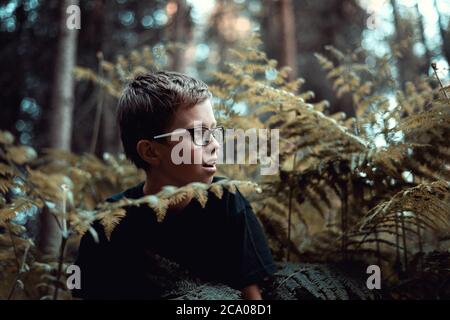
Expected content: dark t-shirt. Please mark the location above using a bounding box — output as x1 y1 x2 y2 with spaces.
72 176 277 299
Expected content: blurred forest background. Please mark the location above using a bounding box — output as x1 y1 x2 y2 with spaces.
1 0 449 153
1 0 450 300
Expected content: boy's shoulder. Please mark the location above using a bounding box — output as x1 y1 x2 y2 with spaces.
106 181 145 203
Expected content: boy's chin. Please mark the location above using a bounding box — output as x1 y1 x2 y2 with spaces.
193 173 215 185
192 168 216 185
167 165 216 186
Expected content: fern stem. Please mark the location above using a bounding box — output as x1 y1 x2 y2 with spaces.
374 226 381 268
7 244 30 300
286 186 293 262
416 214 424 275
6 222 20 270
399 211 408 275
340 178 348 262
394 211 401 271
90 52 105 154
431 62 450 104
286 152 297 262
53 235 68 300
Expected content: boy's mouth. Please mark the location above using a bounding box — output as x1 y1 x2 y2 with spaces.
202 159 217 170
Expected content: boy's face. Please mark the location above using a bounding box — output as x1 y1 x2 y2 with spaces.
152 98 219 187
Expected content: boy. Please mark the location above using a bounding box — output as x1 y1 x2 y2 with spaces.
72 71 277 300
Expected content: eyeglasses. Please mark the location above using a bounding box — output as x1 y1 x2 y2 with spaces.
153 126 225 146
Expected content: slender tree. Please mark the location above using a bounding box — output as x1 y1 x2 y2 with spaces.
47 0 80 150
41 0 79 256
260 0 366 116
434 0 450 64
276 0 298 81
168 0 193 72
391 0 408 89
415 3 432 75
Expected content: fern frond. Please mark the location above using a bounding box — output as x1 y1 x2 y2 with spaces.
0 130 15 145
97 208 127 241
0 198 36 224
95 179 260 230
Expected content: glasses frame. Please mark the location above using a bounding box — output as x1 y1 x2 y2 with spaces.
153 126 225 146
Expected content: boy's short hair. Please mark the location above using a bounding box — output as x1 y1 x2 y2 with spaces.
117 71 212 169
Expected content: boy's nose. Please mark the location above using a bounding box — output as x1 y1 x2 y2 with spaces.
206 134 220 155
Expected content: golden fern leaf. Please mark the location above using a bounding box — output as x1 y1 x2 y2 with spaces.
314 53 334 71
209 184 224 199
97 208 126 241
262 197 290 220
324 45 346 61
69 209 96 237
0 130 15 145
161 187 191 206
234 181 261 195
355 181 450 254
188 183 209 208
0 162 15 176
143 195 169 222
219 181 237 194
0 198 35 223
27 169 72 204
5 146 37 165
95 179 260 226
0 178 14 194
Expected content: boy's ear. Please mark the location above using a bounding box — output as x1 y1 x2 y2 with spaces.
136 139 161 168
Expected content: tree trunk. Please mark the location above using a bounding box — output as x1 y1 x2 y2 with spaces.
100 95 121 155
41 0 79 256
390 0 407 89
434 0 450 64
72 0 106 155
415 3 432 75
277 0 298 81
0 3 26 136
169 0 192 72
47 0 79 151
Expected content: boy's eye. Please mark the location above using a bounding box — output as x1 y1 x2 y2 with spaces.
193 127 210 133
